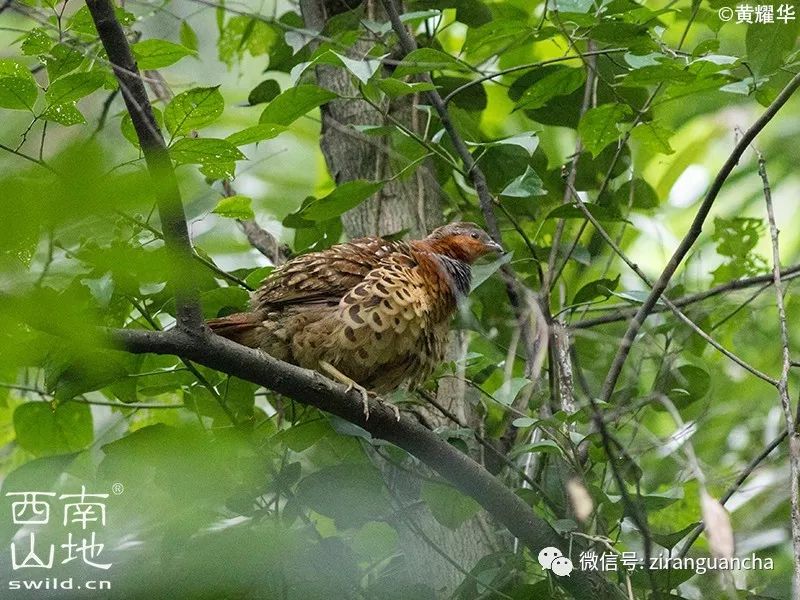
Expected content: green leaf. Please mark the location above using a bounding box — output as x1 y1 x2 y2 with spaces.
630 121 674 155
330 51 382 84
376 78 436 98
132 39 195 70
14 402 93 457
516 67 585 110
660 364 711 409
179 21 199 52
500 167 545 198
21 28 52 56
297 180 382 221
712 217 763 258
259 84 337 126
43 43 85 81
572 275 620 305
213 195 254 220
616 178 659 209
479 132 539 155
164 86 224 136
555 0 593 12
421 482 481 529
470 250 513 291
226 123 286 146
121 107 163 147
651 521 701 550
0 76 38 111
248 79 281 105
619 64 695 87
463 19 533 63
277 419 333 452
45 71 105 104
41 102 85 126
493 377 530 406
509 440 563 458
169 137 245 165
218 15 278 67
296 464 389 528
578 104 632 157
393 48 468 77
746 21 800 76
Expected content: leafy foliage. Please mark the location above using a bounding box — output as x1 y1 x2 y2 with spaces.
0 1 798 599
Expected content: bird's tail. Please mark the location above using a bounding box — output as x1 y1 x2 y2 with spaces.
207 312 264 348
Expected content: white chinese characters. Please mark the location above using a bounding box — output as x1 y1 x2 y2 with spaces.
6 486 112 571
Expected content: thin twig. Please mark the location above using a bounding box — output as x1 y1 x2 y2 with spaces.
757 154 800 598
442 48 626 106
679 429 788 557
572 265 800 329
0 142 56 172
220 180 290 265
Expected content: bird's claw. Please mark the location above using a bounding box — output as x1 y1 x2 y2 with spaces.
345 383 372 420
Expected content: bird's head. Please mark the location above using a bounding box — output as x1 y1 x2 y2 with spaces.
422 222 504 264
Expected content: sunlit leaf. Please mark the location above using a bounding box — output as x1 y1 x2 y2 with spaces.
259 84 337 126
164 86 224 136
213 195 255 220
132 39 196 70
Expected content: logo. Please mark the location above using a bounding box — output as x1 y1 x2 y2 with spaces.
537 546 574 577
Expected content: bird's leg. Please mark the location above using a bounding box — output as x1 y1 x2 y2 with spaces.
319 361 373 419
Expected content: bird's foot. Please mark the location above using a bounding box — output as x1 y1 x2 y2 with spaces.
345 382 374 420
319 361 374 420
385 402 400 422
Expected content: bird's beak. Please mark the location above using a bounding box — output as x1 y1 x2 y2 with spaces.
487 240 504 254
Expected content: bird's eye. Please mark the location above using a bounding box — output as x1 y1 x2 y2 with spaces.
470 232 480 240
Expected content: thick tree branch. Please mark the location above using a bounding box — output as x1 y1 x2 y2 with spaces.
237 218 290 265
86 0 202 330
599 70 800 403
106 326 615 598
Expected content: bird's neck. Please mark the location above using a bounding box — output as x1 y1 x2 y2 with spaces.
435 254 472 299
411 244 472 301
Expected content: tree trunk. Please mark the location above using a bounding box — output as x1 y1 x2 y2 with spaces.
299 0 508 594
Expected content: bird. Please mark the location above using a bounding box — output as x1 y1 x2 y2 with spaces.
207 222 503 419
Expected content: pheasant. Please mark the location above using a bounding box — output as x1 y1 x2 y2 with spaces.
207 222 503 418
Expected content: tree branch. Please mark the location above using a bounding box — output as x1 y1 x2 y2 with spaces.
441 48 626 106
599 70 800 404
679 429 788 557
757 155 800 598
106 326 614 598
571 264 800 329
220 180 290 265
86 0 202 330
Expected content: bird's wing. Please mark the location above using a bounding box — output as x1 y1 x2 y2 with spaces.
253 237 402 309
337 251 434 337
